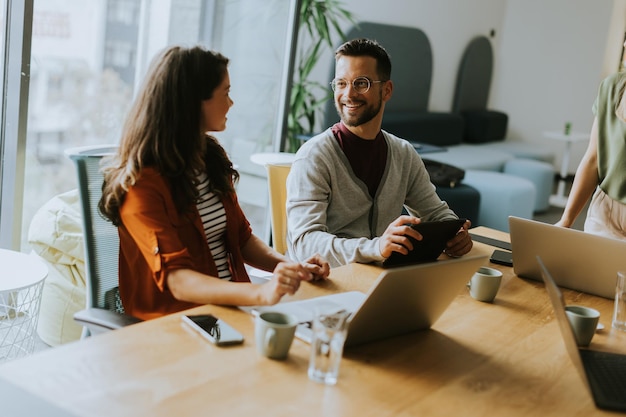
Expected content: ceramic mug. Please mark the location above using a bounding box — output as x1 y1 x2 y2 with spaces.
468 266 503 302
255 311 298 360
565 305 600 346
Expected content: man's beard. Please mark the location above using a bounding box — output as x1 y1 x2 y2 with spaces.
335 92 382 127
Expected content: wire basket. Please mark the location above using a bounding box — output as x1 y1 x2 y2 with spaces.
0 278 46 362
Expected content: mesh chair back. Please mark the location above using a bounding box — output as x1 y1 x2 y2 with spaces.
66 145 122 313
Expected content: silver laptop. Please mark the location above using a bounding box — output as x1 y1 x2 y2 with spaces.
249 254 487 348
538 256 626 412
509 216 626 299
0 377 79 417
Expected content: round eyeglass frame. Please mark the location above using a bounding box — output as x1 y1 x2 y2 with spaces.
330 77 386 94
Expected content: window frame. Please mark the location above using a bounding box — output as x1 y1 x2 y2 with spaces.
0 0 301 251
1 0 33 250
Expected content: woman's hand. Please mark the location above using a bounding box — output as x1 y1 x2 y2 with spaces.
258 262 312 305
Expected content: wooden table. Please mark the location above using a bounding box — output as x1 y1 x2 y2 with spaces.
0 227 624 416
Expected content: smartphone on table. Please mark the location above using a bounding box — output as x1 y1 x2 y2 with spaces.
182 314 244 346
490 249 513 267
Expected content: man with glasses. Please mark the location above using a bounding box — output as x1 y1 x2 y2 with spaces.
286 38 472 268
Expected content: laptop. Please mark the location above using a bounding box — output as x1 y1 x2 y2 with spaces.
383 218 466 268
0 377 80 417
509 216 626 299
538 256 626 412
248 254 487 348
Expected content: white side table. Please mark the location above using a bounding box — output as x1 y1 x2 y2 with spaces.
250 152 296 166
248 152 296 279
249 152 296 246
543 131 589 208
0 249 48 362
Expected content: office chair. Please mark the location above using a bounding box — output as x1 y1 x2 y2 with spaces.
66 145 142 337
266 163 291 255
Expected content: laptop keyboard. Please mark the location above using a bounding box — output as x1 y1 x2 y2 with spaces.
580 349 626 410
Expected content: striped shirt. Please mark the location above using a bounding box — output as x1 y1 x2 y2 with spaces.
196 174 232 280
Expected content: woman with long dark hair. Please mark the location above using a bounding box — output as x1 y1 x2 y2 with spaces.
100 45 329 320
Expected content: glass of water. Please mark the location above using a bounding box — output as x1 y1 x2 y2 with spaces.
307 306 351 385
612 271 626 331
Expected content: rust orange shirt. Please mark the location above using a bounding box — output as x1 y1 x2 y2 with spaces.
118 168 252 320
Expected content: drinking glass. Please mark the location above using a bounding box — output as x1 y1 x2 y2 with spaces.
307 307 350 385
612 271 626 331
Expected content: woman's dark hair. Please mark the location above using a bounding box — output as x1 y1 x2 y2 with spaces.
99 45 238 226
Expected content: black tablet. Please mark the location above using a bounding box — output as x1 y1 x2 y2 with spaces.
382 218 466 268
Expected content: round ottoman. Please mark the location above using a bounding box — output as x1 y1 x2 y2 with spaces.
504 158 555 212
463 170 536 232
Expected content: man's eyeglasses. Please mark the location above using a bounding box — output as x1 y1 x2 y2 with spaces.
330 77 386 94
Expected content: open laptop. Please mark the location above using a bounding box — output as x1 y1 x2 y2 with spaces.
0 377 79 417
509 216 626 299
538 256 626 412
248 254 486 348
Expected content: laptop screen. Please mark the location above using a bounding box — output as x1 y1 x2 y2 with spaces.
537 256 592 389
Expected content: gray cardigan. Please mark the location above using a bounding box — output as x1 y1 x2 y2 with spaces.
286 128 457 267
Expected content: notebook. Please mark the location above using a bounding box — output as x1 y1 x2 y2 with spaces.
382 218 466 268
538 256 626 412
509 216 626 299
247 253 487 348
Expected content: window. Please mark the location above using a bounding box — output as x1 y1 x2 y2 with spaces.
104 39 135 68
1 0 297 252
107 0 138 25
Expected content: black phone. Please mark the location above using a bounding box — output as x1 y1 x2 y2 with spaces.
490 249 513 267
182 314 244 346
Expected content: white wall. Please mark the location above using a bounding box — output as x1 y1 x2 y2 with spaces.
342 0 507 111
492 0 615 174
314 0 626 175
315 0 506 111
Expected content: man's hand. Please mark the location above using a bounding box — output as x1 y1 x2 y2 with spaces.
444 219 473 257
301 254 331 281
379 215 423 259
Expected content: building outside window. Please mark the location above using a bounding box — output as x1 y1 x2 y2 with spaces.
1 0 295 252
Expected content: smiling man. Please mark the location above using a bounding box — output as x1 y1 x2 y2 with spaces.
286 38 473 268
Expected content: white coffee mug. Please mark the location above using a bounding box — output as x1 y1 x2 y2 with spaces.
468 266 503 302
565 305 600 346
255 311 298 360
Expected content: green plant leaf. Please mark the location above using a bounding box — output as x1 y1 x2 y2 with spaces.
286 0 355 151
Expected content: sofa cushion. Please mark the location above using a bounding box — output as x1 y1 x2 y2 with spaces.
420 144 514 172
475 141 555 164
435 184 480 224
462 110 508 143
28 189 86 346
382 111 464 147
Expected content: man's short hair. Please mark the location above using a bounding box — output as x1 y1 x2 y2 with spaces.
335 38 391 80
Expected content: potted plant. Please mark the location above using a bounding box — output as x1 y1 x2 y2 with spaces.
286 0 356 152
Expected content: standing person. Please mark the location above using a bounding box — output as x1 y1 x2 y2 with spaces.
555 69 626 240
286 38 472 268
99 45 329 320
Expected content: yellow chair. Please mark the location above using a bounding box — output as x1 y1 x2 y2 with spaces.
266 163 291 255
